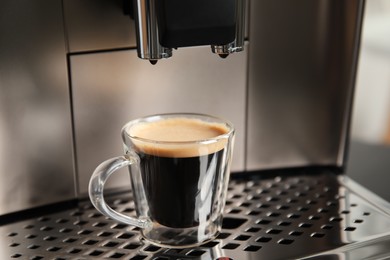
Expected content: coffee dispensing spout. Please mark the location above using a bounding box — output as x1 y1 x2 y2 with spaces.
133 0 246 64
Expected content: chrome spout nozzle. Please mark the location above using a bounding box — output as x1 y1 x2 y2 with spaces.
211 0 246 58
134 0 172 62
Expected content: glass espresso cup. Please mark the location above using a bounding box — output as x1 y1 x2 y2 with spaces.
89 113 235 248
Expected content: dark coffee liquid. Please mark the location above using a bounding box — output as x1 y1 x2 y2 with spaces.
129 117 230 228
138 150 224 228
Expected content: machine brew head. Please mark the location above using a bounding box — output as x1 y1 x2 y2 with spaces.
133 0 246 64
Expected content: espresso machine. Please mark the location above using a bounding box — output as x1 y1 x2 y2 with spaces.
1 0 390 259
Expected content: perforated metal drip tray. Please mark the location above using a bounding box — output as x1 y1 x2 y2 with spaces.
2 171 390 260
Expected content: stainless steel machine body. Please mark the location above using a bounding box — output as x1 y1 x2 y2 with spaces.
1 0 390 259
0 0 366 214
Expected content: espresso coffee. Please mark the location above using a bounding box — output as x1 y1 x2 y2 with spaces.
130 118 229 228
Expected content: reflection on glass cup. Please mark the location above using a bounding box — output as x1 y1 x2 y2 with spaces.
89 113 235 248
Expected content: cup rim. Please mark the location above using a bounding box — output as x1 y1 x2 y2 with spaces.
121 113 235 145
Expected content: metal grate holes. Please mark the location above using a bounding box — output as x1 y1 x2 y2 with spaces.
217 232 231 239
102 241 120 248
82 239 99 245
234 235 251 241
278 238 294 245
88 249 105 256
244 245 262 252
186 249 206 256
107 252 126 258
222 243 240 249
117 232 135 239
311 232 325 238
47 246 61 252
289 231 303 236
2 173 387 260
144 245 161 252
256 236 272 243
202 241 220 248
98 231 114 237
123 243 141 250
130 255 147 260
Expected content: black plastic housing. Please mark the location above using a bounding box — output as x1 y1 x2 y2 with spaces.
155 0 236 48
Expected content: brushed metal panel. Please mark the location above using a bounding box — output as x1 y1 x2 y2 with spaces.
71 46 247 195
246 0 364 171
0 0 74 214
63 0 137 52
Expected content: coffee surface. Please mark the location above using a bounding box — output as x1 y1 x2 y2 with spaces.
129 117 229 157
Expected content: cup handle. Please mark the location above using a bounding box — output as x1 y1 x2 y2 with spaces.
88 155 151 229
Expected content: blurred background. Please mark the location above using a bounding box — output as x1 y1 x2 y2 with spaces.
352 0 390 144
348 0 390 201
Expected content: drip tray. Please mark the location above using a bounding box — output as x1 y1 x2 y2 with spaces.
1 172 390 259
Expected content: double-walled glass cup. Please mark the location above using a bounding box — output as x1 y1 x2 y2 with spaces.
89 113 235 248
